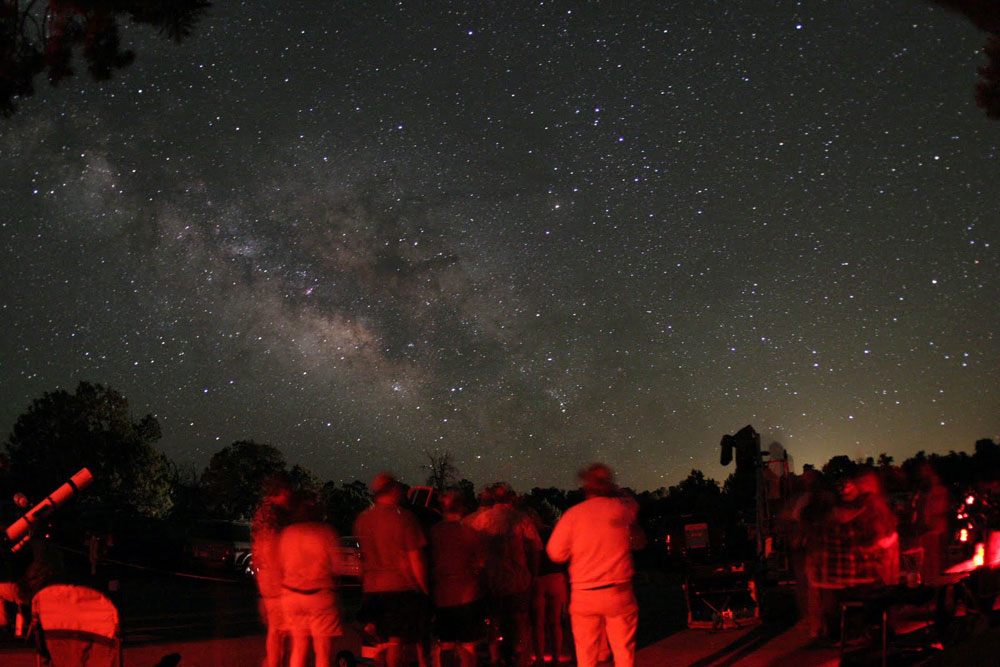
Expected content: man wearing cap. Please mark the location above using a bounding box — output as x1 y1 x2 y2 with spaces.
353 472 430 667
546 463 643 667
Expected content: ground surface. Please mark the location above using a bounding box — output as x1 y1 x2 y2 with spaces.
0 550 993 665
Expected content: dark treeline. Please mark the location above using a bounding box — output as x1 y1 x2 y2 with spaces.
1 381 998 568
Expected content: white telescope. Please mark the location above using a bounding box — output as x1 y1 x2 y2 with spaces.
5 468 94 551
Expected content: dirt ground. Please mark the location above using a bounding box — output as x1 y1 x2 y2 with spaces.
2 560 992 665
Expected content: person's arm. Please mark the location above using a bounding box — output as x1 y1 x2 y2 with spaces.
620 495 646 551
402 512 430 594
546 513 572 564
525 526 541 578
408 548 430 595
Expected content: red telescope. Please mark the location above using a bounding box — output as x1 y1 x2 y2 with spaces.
5 468 94 551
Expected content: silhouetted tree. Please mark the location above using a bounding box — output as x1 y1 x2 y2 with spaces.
676 471 727 524
3 381 174 518
320 479 371 535
198 440 285 520
525 486 569 513
928 450 974 490
973 438 1000 481
423 450 458 494
670 470 722 511
636 471 727 556
167 460 202 522
288 463 320 493
933 0 1000 118
822 455 859 480
452 477 476 510
1 0 210 116
900 450 929 479
522 487 567 527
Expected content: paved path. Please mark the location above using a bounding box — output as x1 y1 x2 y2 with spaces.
639 620 839 666
0 634 266 666
5 616 993 666
0 622 842 667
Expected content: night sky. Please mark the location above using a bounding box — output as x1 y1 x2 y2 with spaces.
2 1 998 492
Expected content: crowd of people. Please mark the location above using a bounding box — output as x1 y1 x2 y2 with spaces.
1 445 993 664
251 462 645 667
782 461 953 640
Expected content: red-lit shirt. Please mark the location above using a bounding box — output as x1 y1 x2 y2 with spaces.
430 518 486 607
547 495 636 590
808 507 880 587
467 504 541 596
277 521 342 592
353 503 427 593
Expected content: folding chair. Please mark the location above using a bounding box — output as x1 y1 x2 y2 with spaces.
31 584 122 666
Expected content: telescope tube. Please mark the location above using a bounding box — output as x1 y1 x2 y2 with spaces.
5 468 94 549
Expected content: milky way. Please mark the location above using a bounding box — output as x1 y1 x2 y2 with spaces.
1 1 998 491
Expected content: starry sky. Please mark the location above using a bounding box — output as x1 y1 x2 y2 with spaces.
1 1 998 492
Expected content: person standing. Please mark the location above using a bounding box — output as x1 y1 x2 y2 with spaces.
277 491 345 667
429 490 487 667
252 473 294 667
0 491 32 639
547 464 643 667
354 472 430 667
807 469 887 640
912 462 949 585
781 468 833 637
467 482 542 667
532 522 569 665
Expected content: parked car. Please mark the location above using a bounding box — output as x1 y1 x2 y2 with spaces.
183 520 252 574
338 535 362 581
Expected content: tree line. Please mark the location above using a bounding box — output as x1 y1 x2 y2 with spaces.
2 381 998 552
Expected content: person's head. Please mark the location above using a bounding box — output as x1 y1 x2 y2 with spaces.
440 490 467 519
579 462 617 497
488 482 516 506
289 489 323 523
799 468 820 486
914 461 941 490
12 492 29 509
370 471 403 504
261 473 292 507
476 487 495 509
837 477 859 503
852 468 883 498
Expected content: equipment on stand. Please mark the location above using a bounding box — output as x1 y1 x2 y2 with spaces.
684 562 760 630
4 468 94 552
